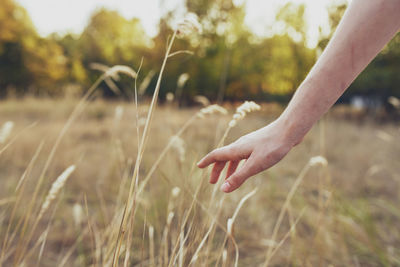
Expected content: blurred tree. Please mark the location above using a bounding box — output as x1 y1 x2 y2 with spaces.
317 0 347 50
22 37 67 95
80 9 151 65
175 0 315 102
346 33 400 105
56 34 87 85
0 0 396 105
0 0 35 96
0 0 68 96
78 9 152 97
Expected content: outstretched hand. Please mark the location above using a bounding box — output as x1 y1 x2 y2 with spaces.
197 120 300 193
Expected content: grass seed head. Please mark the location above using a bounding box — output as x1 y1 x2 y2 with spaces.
0 121 14 144
170 135 186 162
167 212 175 225
177 73 190 88
166 92 175 102
73 203 84 226
171 187 181 198
229 101 261 127
39 165 76 218
194 95 210 106
106 65 137 79
197 104 228 118
177 13 202 38
90 63 137 81
388 96 400 109
309 156 328 167
227 218 234 236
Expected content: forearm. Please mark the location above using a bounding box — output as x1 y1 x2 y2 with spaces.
279 0 400 144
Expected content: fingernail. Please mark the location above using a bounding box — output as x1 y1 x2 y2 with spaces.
220 181 230 192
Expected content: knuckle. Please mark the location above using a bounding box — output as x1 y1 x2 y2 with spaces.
228 177 240 188
229 145 240 155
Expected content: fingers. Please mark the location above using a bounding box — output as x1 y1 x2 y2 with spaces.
220 154 261 193
197 145 244 168
226 160 240 179
210 161 226 184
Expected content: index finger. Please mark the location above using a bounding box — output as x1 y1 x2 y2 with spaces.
197 145 242 168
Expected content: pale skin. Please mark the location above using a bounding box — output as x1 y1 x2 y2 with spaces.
197 0 400 193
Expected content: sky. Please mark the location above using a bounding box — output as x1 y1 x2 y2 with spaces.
15 0 341 48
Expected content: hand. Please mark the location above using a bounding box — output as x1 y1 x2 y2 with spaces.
197 119 301 193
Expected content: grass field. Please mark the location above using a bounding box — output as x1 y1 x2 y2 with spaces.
0 98 399 266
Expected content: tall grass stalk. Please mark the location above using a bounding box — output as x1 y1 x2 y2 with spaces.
0 141 44 262
112 30 178 266
0 122 37 156
14 165 76 264
13 75 105 265
264 208 307 266
263 156 327 266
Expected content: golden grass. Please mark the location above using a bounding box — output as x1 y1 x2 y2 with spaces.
0 97 399 266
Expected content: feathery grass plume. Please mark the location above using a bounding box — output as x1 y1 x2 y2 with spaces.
149 225 155 266
105 65 137 80
222 249 228 266
309 155 328 167
90 63 119 80
197 104 228 119
194 95 210 107
167 212 175 226
0 121 14 144
229 101 261 128
175 73 190 103
227 218 234 236
215 101 260 148
90 63 137 95
177 73 190 88
39 165 76 219
166 92 175 102
138 70 155 95
388 96 400 109
73 203 84 227
171 187 181 198
170 135 186 162
176 13 202 38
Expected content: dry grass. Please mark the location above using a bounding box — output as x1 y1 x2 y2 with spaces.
0 97 399 266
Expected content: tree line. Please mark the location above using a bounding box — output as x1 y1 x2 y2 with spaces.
0 0 399 105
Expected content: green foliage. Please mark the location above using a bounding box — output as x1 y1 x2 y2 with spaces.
80 9 151 65
0 0 67 96
0 0 399 103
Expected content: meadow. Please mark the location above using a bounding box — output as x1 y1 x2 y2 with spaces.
0 97 399 266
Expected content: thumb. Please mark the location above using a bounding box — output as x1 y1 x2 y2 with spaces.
220 154 260 193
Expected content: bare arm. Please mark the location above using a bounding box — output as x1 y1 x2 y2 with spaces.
198 0 400 193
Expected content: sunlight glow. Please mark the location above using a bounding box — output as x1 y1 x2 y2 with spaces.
15 0 346 48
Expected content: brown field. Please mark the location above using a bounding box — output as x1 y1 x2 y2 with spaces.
0 98 399 266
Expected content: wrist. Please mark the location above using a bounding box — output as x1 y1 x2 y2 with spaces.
275 113 310 147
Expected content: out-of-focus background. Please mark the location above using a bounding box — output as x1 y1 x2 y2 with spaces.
1 0 398 105
1 0 400 266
